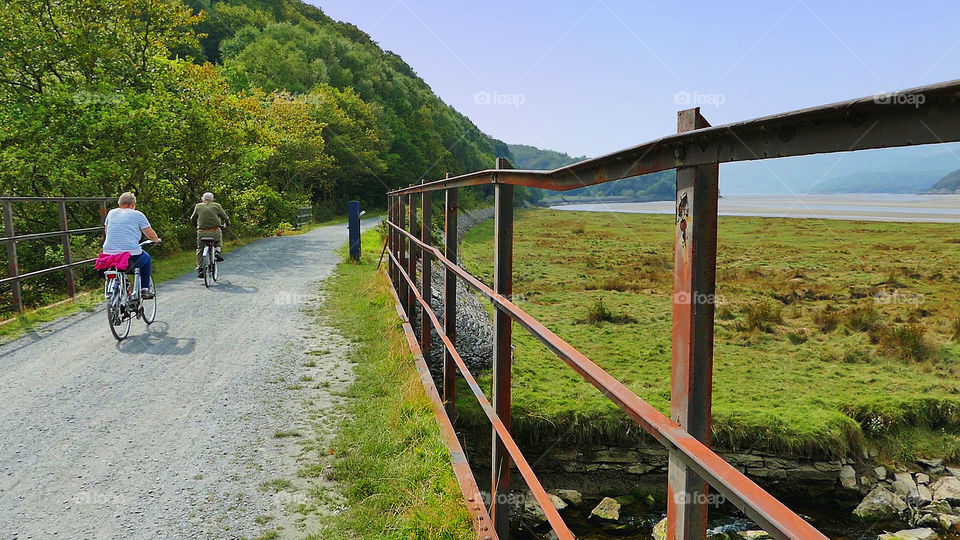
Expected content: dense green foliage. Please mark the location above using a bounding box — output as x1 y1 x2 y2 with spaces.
929 169 960 193
460 210 960 462
0 0 555 311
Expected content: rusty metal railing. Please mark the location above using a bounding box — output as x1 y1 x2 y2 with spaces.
0 197 111 312
384 79 960 540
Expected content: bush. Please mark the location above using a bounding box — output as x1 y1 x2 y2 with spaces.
739 300 782 332
577 298 637 325
875 324 937 362
814 307 840 332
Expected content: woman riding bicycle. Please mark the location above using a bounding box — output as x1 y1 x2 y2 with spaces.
101 192 162 299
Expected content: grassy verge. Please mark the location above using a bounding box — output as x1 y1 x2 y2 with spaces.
320 228 472 539
458 209 960 463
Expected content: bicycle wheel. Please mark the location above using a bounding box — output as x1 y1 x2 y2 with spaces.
212 258 219 282
203 258 211 288
107 280 131 341
141 276 157 324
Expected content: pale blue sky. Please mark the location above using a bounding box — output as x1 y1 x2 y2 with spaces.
311 0 960 159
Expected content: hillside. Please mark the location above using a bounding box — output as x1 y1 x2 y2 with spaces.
506 144 586 170
928 169 960 193
808 170 950 194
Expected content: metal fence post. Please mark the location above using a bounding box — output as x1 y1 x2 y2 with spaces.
443 176 458 419
398 195 408 314
3 202 21 313
388 196 396 287
420 185 432 357
667 107 719 540
407 189 418 318
57 201 76 298
491 157 515 538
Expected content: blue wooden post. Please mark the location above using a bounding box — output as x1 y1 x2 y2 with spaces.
348 200 361 261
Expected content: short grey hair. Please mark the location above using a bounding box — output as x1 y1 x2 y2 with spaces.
118 192 136 206
202 192 214 201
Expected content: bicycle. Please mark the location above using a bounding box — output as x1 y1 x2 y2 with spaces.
103 240 158 341
199 236 220 288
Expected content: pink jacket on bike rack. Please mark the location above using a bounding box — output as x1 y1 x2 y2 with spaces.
94 252 131 271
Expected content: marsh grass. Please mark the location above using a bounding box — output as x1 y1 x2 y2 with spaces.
458 210 960 461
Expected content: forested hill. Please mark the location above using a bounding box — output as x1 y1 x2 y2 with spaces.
927 169 960 193
186 0 510 198
0 0 540 248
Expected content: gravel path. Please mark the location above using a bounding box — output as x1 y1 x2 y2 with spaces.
0 219 378 539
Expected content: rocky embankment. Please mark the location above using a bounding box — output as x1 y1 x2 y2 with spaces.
410 206 494 373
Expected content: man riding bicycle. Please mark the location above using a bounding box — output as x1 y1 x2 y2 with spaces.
191 192 230 278
102 192 162 299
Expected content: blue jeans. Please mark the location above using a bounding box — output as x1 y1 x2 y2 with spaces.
128 252 152 290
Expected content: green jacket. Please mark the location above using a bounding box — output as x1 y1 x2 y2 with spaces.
191 202 230 230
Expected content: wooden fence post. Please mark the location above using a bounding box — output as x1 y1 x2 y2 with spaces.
3 201 21 313
58 201 75 298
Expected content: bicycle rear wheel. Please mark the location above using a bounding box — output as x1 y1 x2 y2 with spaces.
203 248 211 288
141 276 157 324
212 258 219 282
107 280 131 341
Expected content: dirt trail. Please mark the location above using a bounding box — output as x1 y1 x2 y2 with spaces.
0 219 377 539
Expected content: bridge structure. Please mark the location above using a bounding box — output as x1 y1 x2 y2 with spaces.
384 79 960 539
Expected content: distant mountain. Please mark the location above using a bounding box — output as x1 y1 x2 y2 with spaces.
927 169 960 193
507 144 586 170
721 143 960 195
808 170 950 194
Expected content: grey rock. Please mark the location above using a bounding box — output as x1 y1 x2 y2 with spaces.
853 486 907 520
931 477 960 504
892 472 920 501
551 489 583 506
938 513 960 533
840 465 858 489
917 484 933 503
589 497 620 522
875 466 888 480
522 493 566 524
923 500 953 515
877 528 939 540
917 473 930 485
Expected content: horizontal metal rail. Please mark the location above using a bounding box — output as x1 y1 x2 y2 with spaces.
389 220 824 539
385 274 497 538
389 248 575 539
0 257 97 286
0 226 104 244
0 197 112 202
1 197 111 312
388 79 960 195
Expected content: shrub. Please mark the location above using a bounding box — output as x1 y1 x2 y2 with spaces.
876 324 937 362
577 298 637 325
842 305 879 332
739 300 782 332
814 307 840 333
